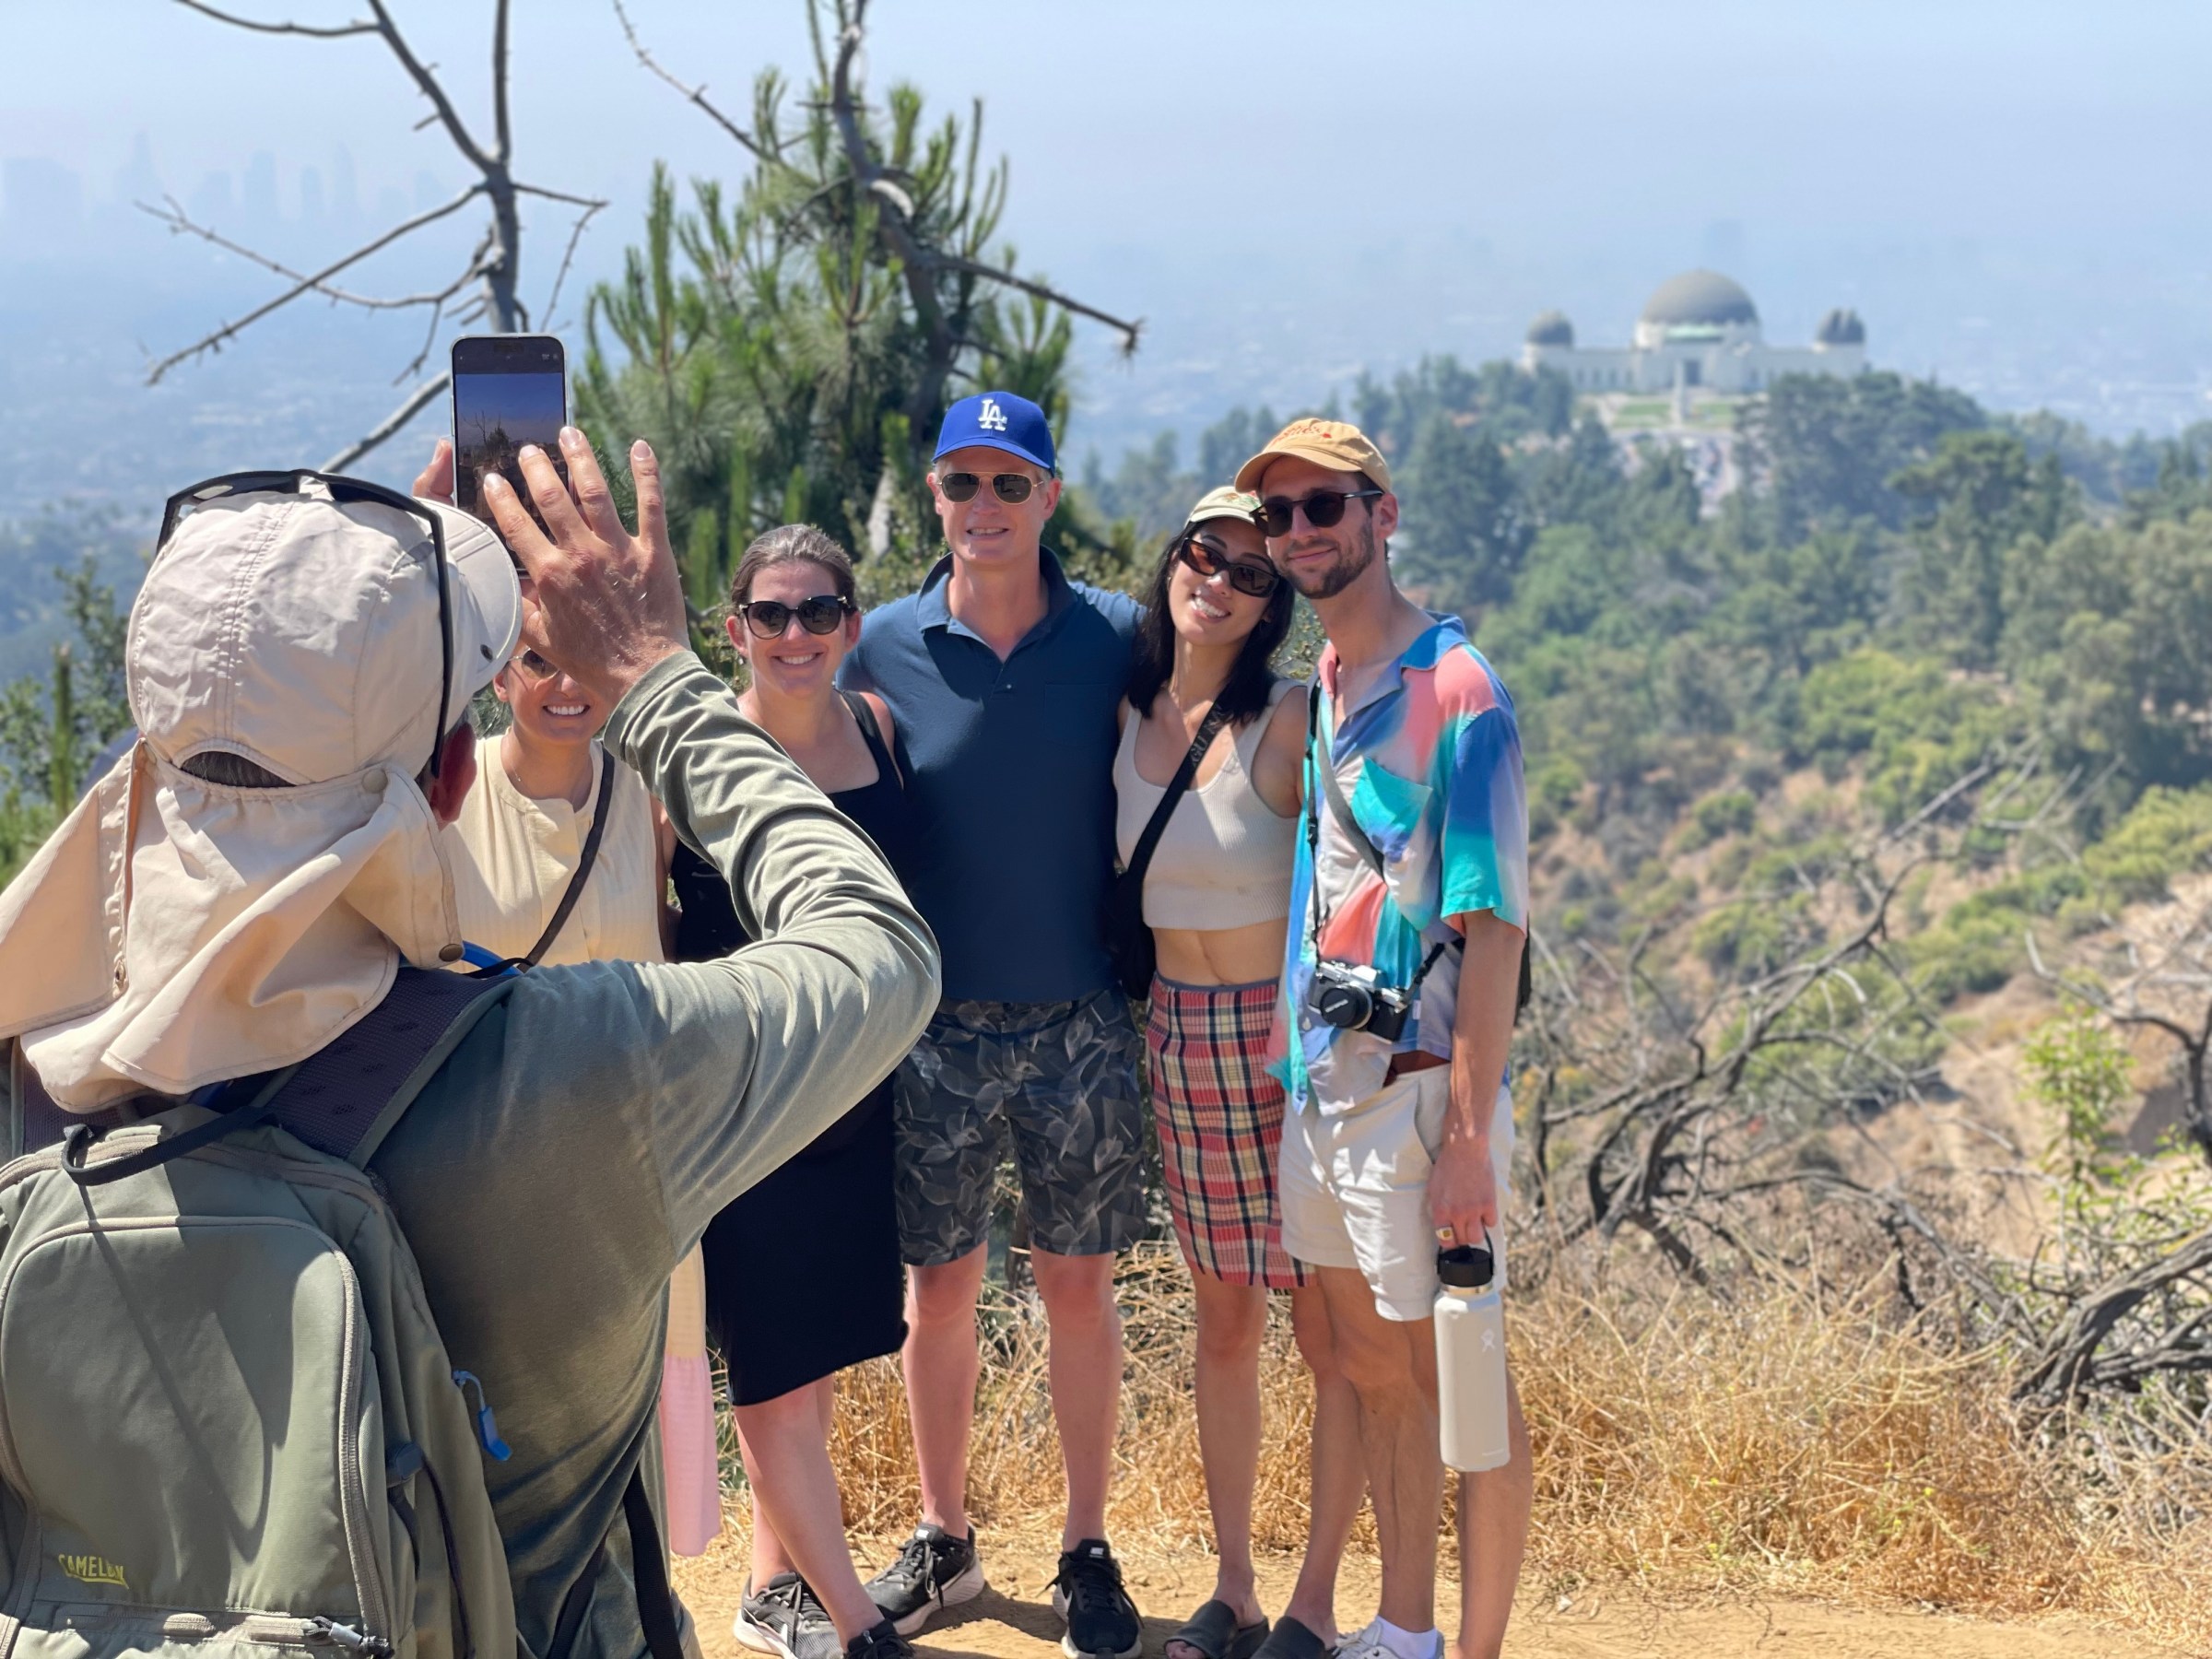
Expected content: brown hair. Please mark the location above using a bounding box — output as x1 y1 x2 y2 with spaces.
728 524 857 610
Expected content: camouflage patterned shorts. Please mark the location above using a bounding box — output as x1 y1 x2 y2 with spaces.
892 990 1148 1266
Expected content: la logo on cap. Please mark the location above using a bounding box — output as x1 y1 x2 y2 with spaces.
979 397 1009 432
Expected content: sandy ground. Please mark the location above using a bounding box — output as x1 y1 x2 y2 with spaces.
671 1529 2185 1659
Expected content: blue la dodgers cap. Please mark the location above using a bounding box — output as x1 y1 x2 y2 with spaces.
934 390 1056 474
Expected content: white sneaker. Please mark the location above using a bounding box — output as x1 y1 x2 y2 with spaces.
1335 1620 1441 1659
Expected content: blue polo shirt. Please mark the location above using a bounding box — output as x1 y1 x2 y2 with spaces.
841 549 1141 1004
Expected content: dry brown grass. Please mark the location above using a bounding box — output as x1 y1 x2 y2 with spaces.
716 1245 2207 1650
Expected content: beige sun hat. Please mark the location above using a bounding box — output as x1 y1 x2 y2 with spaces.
0 483 521 1110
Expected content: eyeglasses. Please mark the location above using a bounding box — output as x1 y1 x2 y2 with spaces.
936 471 1040 505
159 468 453 780
1257 488 1384 538
735 594 855 639
1175 535 1280 599
509 648 561 682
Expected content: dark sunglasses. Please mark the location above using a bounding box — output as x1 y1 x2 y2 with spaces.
937 470 1040 505
736 594 855 639
159 469 454 780
1176 535 1280 599
1257 488 1384 538
510 647 562 682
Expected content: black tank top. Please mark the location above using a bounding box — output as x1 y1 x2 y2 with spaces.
670 689 916 962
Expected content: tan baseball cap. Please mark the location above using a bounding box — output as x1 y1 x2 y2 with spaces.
1183 485 1264 529
1233 417 1393 495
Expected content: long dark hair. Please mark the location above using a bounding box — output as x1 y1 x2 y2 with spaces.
1126 522 1295 728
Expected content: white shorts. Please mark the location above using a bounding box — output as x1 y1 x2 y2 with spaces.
1278 1067 1512 1322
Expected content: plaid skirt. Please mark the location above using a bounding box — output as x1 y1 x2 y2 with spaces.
1147 976 1309 1289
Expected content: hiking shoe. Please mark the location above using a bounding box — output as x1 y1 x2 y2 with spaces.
735 1573 843 1659
842 1621 916 1659
1051 1538 1142 1659
865 1523 988 1637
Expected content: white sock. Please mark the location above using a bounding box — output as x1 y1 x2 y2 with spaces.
1373 1618 1442 1659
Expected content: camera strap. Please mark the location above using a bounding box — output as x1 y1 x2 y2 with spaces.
1305 681 1448 992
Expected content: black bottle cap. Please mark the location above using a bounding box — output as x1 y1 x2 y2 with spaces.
1437 1243 1494 1288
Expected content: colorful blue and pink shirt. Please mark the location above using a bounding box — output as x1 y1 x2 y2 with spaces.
1271 614 1528 1115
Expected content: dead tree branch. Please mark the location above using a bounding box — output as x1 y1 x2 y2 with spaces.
323 373 450 472
172 0 373 35
158 0 607 467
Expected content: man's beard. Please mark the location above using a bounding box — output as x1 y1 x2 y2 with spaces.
1285 517 1378 601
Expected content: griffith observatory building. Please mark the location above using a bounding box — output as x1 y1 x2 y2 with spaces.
1521 270 1865 395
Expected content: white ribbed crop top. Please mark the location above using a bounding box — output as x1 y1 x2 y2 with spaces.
1114 678 1300 930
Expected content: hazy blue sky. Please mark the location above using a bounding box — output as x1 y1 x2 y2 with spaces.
6 0 2212 508
11 0 2212 250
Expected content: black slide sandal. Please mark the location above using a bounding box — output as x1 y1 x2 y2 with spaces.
1249 1615 1334 1659
1168 1600 1271 1659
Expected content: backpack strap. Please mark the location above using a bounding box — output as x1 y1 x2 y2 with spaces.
624 1467 688 1659
262 966 518 1167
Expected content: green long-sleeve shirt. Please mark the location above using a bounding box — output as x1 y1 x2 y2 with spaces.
370 653 940 1657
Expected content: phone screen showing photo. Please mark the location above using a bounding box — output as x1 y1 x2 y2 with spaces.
451 340 568 526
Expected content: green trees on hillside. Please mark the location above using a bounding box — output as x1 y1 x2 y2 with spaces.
578 0 1142 622
0 558 132 889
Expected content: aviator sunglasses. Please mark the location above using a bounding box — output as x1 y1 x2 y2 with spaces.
1257 487 1385 538
735 594 856 640
936 470 1041 505
1175 534 1281 599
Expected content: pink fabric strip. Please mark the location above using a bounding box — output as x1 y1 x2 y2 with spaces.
658 1352 722 1556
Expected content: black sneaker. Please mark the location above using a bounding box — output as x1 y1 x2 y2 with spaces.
842 1621 916 1659
735 1573 842 1659
865 1523 988 1637
1051 1539 1142 1659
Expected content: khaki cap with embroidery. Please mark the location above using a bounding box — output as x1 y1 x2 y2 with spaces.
1182 485 1264 529
1233 417 1393 494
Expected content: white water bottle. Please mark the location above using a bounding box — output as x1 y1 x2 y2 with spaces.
1435 1241 1510 1473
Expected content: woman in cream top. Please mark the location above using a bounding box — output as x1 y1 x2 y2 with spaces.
440 645 722 1558
1114 489 1360 1659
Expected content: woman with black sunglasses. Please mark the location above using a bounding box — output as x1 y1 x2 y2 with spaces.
667 524 920 1659
1116 490 1364 1659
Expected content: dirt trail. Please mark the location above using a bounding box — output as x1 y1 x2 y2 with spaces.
671 1530 2183 1659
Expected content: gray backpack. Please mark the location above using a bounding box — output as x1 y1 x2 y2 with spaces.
0 962 687 1659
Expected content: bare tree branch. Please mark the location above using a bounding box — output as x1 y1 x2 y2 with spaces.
491 0 514 162
322 373 451 472
145 186 485 383
541 202 606 325
363 0 494 174
935 253 1142 355
138 195 481 312
172 0 373 36
612 0 777 161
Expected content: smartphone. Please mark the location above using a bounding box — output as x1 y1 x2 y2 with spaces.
450 334 568 526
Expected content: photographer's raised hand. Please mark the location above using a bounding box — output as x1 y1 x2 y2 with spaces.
480 428 690 711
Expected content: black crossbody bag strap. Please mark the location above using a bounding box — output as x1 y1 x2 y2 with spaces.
1125 702 1232 888
475 757 619 980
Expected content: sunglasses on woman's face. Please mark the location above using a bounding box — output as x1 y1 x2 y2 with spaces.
1176 535 1281 599
736 594 854 640
510 648 562 682
1257 487 1384 538
937 470 1039 505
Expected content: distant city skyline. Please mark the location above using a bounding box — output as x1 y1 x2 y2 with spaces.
6 0 2212 517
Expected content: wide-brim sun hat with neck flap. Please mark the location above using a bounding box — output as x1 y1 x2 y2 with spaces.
0 479 522 1110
